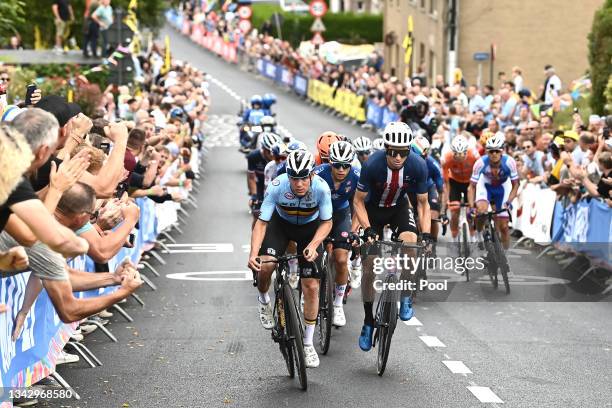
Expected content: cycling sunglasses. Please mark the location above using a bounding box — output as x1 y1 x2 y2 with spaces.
331 162 351 170
385 148 410 158
357 151 370 156
287 169 311 179
487 149 503 154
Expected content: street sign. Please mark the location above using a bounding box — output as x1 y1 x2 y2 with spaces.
238 19 252 33
310 17 326 32
473 52 490 61
309 0 328 18
237 5 252 20
312 32 325 45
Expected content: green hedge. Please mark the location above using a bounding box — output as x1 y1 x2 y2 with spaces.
252 7 382 47
588 0 612 114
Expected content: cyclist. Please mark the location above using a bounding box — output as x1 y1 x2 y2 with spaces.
441 135 480 243
313 141 360 327
409 136 446 247
352 136 372 169
468 133 519 249
275 140 307 178
352 122 431 351
247 132 281 228
248 150 333 368
264 141 288 188
315 131 342 165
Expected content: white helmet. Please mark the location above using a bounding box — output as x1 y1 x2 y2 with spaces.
451 135 469 154
382 121 413 147
260 132 281 151
329 141 355 164
352 136 372 153
372 138 386 151
411 136 430 157
486 132 506 150
286 150 315 178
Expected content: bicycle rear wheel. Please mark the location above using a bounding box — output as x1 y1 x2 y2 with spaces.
283 283 308 390
317 259 333 355
376 276 398 376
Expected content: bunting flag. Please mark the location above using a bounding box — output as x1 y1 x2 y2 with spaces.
124 0 139 35
402 15 414 78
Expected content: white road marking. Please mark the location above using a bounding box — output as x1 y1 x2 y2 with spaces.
467 386 504 404
442 361 472 374
166 271 252 281
403 317 423 326
419 336 446 348
242 244 250 253
163 243 234 253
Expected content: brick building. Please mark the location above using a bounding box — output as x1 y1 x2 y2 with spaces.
330 0 382 13
382 0 603 91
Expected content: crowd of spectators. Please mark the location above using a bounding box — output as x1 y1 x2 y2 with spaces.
0 37 210 405
176 1 611 207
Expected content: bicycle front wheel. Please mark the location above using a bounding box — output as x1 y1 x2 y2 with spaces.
462 223 470 281
493 231 511 294
318 261 333 355
376 278 398 376
283 283 308 390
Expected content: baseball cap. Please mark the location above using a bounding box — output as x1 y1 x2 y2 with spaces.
36 95 81 127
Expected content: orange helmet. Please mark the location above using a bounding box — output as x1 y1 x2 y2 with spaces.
316 131 341 160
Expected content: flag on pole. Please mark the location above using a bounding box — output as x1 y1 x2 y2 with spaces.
402 15 414 78
124 0 139 33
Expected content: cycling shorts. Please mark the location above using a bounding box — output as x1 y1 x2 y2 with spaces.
329 206 352 251
258 212 323 278
366 200 418 238
475 177 511 218
448 178 469 205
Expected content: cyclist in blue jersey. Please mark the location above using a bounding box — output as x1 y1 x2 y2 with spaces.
247 132 281 228
352 122 431 352
313 141 360 327
408 136 446 245
468 133 519 249
249 150 333 368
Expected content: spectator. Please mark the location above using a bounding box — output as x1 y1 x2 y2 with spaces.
521 139 546 184
541 65 562 106
512 66 524 92
52 0 74 54
91 0 113 57
83 0 100 58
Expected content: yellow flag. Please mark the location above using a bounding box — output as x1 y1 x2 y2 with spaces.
124 0 139 33
402 15 414 65
34 26 42 50
161 35 171 75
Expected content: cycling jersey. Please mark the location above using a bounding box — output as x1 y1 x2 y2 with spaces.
264 160 284 188
313 163 360 211
357 150 428 207
442 149 480 184
259 173 333 225
426 156 443 191
247 149 269 200
276 161 287 176
470 154 519 186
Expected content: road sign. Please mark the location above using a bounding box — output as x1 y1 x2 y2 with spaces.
473 52 490 61
309 0 328 18
312 32 325 45
237 5 252 20
238 19 252 33
310 17 326 32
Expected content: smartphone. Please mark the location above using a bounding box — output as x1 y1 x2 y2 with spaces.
128 233 135 246
25 84 37 106
115 181 128 199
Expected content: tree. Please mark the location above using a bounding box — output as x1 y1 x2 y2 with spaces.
0 1 25 42
13 0 169 49
588 0 612 114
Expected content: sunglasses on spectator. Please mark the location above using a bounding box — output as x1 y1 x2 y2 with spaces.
385 148 410 158
0 76 9 82
487 149 502 154
331 162 351 170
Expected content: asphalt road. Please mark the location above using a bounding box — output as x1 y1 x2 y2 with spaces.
47 27 611 408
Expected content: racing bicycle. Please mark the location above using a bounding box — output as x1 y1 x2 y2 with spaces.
475 208 512 294
254 254 308 390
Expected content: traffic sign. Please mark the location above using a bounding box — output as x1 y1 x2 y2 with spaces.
309 0 328 18
312 32 325 45
473 52 490 61
310 17 326 32
237 5 252 20
238 19 252 33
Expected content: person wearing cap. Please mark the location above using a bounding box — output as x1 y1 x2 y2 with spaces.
562 130 580 159
541 65 562 106
36 95 130 198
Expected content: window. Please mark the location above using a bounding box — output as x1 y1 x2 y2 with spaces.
357 1 364 12
430 0 436 14
420 0 426 9
419 42 426 67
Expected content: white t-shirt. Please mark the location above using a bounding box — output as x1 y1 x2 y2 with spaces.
544 75 562 105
